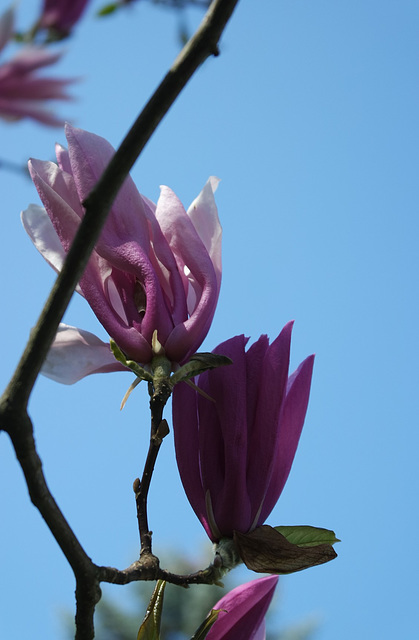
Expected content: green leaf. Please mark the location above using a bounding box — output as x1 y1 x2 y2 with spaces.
169 353 232 388
137 580 166 640
190 608 223 640
97 3 119 16
274 525 340 548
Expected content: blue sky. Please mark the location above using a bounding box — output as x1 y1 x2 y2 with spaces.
1 1 418 638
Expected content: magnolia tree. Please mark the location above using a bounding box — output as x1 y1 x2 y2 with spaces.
0 2 338 639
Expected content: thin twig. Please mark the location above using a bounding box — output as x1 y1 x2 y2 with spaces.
135 383 171 560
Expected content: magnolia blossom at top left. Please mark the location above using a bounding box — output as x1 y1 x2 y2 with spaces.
21 124 222 383
0 6 75 126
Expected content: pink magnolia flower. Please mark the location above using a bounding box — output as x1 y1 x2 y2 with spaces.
172 323 314 542
0 7 74 126
21 124 222 384
207 575 278 640
38 0 90 38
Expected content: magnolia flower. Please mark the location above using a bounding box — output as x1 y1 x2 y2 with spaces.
0 7 74 126
38 0 90 39
206 575 278 640
21 124 222 384
172 322 314 542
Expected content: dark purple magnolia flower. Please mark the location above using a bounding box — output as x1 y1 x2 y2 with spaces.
21 124 221 383
38 0 90 38
0 7 74 126
206 575 278 640
173 322 314 541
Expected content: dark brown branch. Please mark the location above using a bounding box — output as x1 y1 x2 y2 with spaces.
135 383 171 559
98 559 224 588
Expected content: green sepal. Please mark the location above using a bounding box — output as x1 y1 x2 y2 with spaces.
97 3 119 16
110 339 153 383
274 525 340 548
190 608 224 640
169 353 232 388
137 580 166 640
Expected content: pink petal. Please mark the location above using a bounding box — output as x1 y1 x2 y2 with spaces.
207 575 278 640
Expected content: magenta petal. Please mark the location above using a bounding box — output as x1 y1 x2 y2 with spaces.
41 324 128 384
172 382 212 538
207 575 278 640
39 0 89 33
259 354 315 523
199 336 253 537
246 322 293 521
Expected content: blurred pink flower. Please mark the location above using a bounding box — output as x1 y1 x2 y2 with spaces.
0 7 74 126
21 124 222 383
207 575 278 640
38 0 90 38
173 323 314 541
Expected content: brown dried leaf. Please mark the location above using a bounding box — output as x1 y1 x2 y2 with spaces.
234 525 337 575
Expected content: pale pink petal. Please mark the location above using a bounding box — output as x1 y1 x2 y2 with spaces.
41 324 128 384
187 176 222 289
21 204 67 274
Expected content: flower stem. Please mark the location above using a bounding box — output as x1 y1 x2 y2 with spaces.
134 380 171 565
